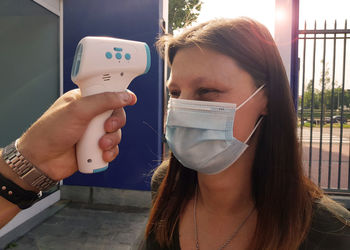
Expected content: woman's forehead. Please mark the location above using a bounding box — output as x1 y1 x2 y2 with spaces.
169 47 255 90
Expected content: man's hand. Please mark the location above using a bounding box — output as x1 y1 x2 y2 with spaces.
17 89 137 182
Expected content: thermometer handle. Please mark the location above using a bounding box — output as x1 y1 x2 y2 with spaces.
77 109 112 173
77 82 128 173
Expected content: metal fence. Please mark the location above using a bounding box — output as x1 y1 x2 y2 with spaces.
298 20 350 194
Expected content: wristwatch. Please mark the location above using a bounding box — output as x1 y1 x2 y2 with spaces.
0 173 42 209
1 140 58 192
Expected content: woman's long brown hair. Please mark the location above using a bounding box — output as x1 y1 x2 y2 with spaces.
146 17 323 249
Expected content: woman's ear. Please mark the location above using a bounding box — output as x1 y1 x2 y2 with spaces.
260 90 268 116
261 105 268 116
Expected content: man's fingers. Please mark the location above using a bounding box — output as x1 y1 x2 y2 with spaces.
74 91 136 123
125 89 137 105
104 108 126 133
99 130 122 151
102 146 119 162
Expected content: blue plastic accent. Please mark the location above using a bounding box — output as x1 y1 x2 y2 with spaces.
93 166 109 173
105 52 112 59
125 53 131 60
71 43 83 78
144 43 151 74
114 47 123 51
116 52 122 59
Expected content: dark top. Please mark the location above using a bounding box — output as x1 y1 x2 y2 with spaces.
138 164 350 250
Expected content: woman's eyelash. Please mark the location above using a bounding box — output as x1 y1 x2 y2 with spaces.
197 88 220 95
168 88 221 98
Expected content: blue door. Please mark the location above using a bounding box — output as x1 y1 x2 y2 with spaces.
63 0 165 191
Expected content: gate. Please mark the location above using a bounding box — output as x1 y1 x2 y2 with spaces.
297 20 350 195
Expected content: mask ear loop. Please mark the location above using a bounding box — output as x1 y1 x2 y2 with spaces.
236 84 265 110
244 116 264 144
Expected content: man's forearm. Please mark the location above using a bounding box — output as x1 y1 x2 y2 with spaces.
0 147 42 228
0 148 23 228
0 195 20 228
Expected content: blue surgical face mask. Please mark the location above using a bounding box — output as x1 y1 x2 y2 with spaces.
165 85 265 174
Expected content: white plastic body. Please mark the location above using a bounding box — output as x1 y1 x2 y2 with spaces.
71 36 150 173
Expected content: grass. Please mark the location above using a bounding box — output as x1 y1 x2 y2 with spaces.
298 109 350 120
5 243 18 249
298 122 350 128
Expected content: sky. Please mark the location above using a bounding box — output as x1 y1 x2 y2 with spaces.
298 0 350 92
193 0 350 36
299 0 350 29
188 0 350 92
195 0 275 35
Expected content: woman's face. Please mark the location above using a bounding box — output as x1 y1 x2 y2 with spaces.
167 46 267 143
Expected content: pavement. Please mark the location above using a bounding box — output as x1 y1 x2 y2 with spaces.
4 201 149 250
298 127 350 190
298 127 350 143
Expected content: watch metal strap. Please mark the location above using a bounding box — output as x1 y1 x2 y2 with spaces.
2 140 58 191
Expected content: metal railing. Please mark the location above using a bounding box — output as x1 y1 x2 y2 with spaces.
298 20 350 194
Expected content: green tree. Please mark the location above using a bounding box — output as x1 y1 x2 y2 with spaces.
168 0 203 34
319 60 331 90
299 60 350 122
335 88 350 110
303 80 321 109
301 61 345 110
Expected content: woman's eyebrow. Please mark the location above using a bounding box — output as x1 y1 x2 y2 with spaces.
191 77 225 87
167 77 226 89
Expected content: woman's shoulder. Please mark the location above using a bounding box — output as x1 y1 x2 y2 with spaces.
151 160 169 202
313 196 350 231
300 196 350 249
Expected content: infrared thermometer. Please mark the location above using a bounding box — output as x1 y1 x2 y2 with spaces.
71 36 151 173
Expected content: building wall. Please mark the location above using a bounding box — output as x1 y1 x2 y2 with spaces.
0 0 60 146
